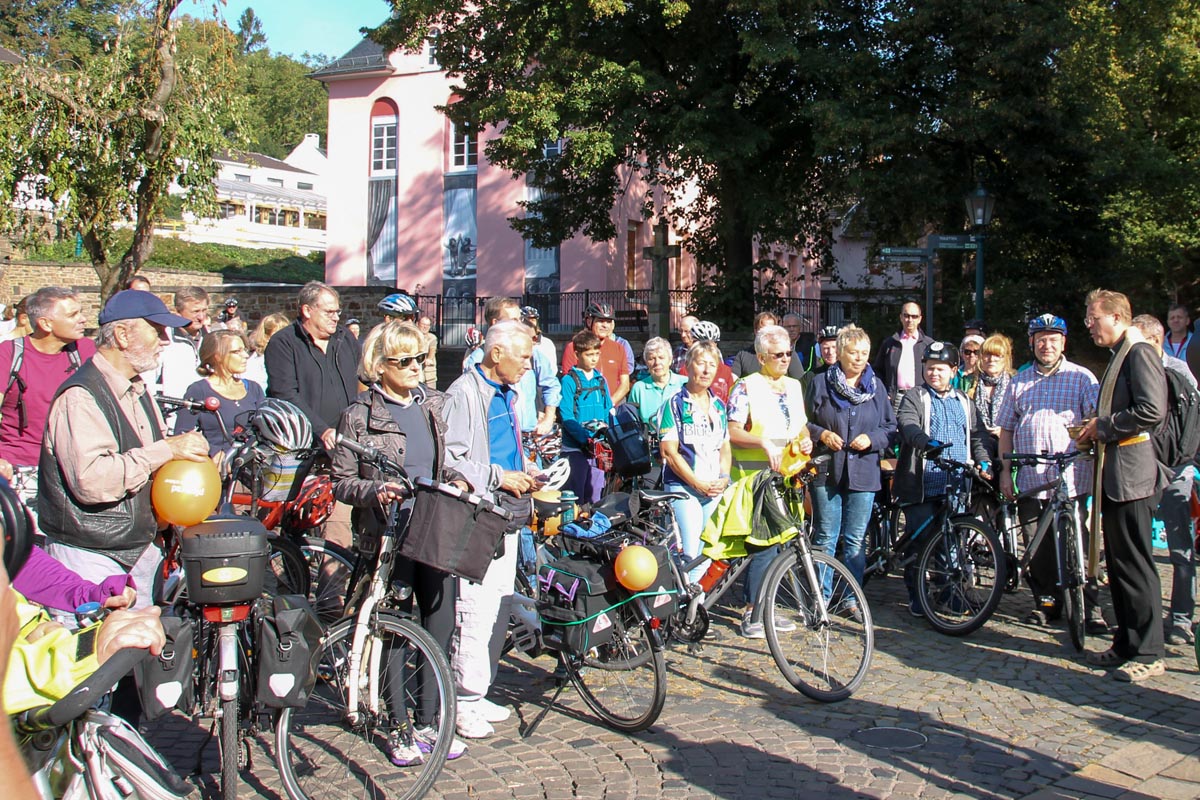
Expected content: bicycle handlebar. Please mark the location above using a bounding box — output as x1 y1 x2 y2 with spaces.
14 647 148 734
1005 450 1091 467
335 434 414 492
158 394 232 444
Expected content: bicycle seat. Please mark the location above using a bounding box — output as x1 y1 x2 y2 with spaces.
639 488 687 504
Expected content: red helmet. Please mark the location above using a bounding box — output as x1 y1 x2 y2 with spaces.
282 475 334 532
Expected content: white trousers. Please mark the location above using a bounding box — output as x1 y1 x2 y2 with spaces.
452 530 518 703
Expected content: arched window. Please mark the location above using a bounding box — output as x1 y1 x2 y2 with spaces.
370 99 398 175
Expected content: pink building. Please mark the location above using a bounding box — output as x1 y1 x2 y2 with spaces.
313 38 821 322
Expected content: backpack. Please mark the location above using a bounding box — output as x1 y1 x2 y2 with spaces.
5 337 82 435
1152 367 1200 469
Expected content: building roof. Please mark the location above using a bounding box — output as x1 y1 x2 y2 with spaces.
310 37 393 81
216 178 327 211
0 46 22 65
216 149 315 175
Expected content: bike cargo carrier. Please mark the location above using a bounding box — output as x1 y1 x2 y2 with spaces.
401 478 513 583
179 515 270 604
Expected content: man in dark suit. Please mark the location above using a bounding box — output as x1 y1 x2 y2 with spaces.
874 301 934 410
1076 289 1168 683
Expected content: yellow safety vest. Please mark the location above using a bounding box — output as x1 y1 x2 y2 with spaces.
730 372 808 479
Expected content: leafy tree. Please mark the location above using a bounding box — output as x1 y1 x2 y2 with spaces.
370 0 860 329
235 7 267 54
0 1 246 298
236 50 329 159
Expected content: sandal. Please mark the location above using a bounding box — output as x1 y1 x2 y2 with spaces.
1085 647 1125 668
1112 659 1165 683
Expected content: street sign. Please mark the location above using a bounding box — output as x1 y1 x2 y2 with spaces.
877 254 927 263
929 234 979 251
880 246 927 257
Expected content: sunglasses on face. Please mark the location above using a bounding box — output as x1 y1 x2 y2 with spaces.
962 349 980 356
386 353 427 368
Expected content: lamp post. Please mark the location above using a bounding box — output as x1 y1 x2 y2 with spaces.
963 184 995 322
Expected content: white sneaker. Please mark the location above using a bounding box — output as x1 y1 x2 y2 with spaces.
772 615 797 633
455 705 495 739
476 697 512 723
413 725 468 760
740 611 765 639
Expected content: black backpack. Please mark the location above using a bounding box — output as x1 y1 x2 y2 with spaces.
1152 367 1200 469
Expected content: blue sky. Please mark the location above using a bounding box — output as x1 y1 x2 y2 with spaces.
219 0 395 60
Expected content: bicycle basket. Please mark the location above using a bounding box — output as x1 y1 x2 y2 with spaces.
400 478 514 582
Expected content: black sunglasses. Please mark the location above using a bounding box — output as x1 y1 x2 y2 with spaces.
386 353 427 368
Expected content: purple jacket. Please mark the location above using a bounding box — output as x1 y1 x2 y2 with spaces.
13 546 135 613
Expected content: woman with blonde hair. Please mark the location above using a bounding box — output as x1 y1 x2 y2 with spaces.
173 329 265 455
244 311 291 389
974 333 1014 463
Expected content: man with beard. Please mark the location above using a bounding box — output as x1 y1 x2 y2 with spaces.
39 290 210 607
996 314 1105 632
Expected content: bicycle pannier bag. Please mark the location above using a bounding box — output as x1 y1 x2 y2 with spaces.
256 594 323 708
641 544 682 621
608 403 652 477
52 710 193 800
134 614 195 721
536 554 625 654
400 478 513 582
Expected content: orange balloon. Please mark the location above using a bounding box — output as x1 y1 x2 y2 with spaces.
614 545 658 592
152 459 221 526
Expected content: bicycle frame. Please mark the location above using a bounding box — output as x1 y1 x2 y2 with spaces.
1009 456 1088 597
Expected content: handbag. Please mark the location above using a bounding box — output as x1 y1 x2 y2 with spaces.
400 478 514 582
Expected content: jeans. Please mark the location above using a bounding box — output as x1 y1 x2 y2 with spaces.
743 544 780 608
809 484 873 589
1160 464 1196 630
901 501 940 603
665 482 719 583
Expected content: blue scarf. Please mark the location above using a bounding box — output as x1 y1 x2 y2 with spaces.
828 363 877 409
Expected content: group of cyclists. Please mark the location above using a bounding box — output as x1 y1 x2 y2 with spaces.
0 279 1196 797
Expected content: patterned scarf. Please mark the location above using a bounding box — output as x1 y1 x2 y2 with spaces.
973 372 1009 429
828 363 876 406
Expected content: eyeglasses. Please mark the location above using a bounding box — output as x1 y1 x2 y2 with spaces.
962 349 980 356
313 307 341 317
1084 314 1111 326
764 351 792 360
386 353 427 368
901 313 922 320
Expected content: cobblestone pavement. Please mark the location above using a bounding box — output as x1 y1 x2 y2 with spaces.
146 556 1200 799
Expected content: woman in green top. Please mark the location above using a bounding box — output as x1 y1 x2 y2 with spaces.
628 337 686 428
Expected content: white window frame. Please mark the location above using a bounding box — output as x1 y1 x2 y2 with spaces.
449 119 478 172
371 116 398 175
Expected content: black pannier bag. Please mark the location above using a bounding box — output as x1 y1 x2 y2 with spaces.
607 404 652 477
640 544 681 621
134 613 195 721
536 553 628 654
400 478 514 582
256 594 323 708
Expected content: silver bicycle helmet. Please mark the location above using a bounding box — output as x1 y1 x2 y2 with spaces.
252 398 314 452
690 320 721 342
378 292 419 318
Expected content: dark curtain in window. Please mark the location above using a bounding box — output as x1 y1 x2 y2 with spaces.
367 176 396 283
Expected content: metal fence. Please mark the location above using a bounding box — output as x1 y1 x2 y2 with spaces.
413 289 898 347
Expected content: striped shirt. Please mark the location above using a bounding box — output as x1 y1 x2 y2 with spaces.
995 359 1098 498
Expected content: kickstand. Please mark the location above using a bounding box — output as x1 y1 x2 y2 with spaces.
520 674 571 738
193 719 217 776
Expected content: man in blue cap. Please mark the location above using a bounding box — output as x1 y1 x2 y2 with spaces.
40 290 210 609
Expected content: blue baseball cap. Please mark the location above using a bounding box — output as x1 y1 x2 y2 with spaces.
98 290 191 328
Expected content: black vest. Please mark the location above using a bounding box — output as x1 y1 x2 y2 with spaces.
38 359 163 567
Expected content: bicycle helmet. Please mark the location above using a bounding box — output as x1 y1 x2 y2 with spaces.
1027 313 1067 338
251 398 314 452
817 325 840 342
520 305 541 321
378 292 419 319
691 320 721 342
281 475 334 532
583 302 615 321
922 341 959 367
465 325 484 348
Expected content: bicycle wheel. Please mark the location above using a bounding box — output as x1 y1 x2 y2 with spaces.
1058 513 1086 653
221 695 239 800
762 549 873 702
862 504 901 584
296 537 356 626
561 600 665 732
916 518 1006 636
267 535 311 599
275 613 455 800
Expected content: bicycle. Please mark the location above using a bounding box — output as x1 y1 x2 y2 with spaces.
1002 450 1093 652
273 435 456 800
862 445 1007 636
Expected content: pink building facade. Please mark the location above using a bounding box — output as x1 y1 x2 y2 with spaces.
313 38 820 312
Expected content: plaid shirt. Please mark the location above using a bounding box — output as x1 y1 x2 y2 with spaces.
995 359 1099 498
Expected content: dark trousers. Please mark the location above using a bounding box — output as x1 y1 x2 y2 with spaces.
390 558 457 726
1018 496 1101 616
1101 496 1165 662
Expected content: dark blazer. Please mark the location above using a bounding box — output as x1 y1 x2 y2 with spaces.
893 384 990 504
874 330 935 398
805 366 896 492
264 320 361 439
1095 337 1169 501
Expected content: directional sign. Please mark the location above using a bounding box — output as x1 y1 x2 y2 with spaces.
880 246 927 257
929 234 979 251
878 254 927 263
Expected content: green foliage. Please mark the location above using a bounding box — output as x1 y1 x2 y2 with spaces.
235 7 267 54
236 50 329 159
28 233 324 283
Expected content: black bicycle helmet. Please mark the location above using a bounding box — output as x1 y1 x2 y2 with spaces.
1027 313 1067 338
378 292 419 318
922 341 959 367
818 325 840 342
691 320 721 342
252 398 314 452
583 302 615 321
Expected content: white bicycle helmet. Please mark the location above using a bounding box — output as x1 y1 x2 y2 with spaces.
252 398 314 452
378 292 419 318
691 320 721 342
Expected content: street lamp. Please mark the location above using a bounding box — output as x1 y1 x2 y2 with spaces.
964 184 995 321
